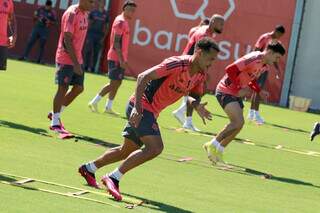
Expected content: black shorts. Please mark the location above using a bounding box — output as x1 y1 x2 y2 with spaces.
257 71 268 88
0 46 8 71
55 64 85 86
216 91 244 109
122 102 161 147
108 60 125 80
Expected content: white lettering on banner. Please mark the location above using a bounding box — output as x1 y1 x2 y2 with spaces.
133 19 252 61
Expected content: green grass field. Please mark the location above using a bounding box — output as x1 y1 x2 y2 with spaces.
1 60 320 212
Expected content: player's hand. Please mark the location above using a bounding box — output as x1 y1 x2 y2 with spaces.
238 87 251 97
195 102 213 125
8 35 16 49
129 107 143 128
74 63 83 75
120 61 129 70
259 90 269 101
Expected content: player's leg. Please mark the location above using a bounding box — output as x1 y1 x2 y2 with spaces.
172 96 188 125
0 46 8 71
248 72 268 124
310 122 320 141
79 138 140 188
92 36 102 73
83 36 93 71
183 93 201 131
88 61 123 114
204 93 244 164
37 30 48 63
20 28 38 60
62 67 85 107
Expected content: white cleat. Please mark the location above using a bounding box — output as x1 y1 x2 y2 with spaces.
254 114 265 125
183 122 200 132
247 111 255 121
88 102 98 112
172 109 185 124
104 108 120 116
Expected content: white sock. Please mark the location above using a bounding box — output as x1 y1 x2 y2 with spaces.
211 138 224 152
109 168 123 181
85 162 97 173
60 105 66 113
106 99 113 110
51 112 60 126
249 109 255 115
254 110 260 116
217 144 224 153
185 116 193 125
91 94 102 105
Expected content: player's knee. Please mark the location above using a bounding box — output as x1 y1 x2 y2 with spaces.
148 143 164 157
234 119 244 130
75 86 84 94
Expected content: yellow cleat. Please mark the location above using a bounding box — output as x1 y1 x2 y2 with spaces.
203 141 224 165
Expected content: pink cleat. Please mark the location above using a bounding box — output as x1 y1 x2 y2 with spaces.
101 176 122 201
78 165 100 189
49 125 68 134
47 112 65 129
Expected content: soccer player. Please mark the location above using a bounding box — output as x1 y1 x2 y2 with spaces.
19 0 57 64
0 0 17 71
188 18 209 39
83 0 109 72
173 14 224 131
49 0 94 132
247 25 285 124
79 37 219 201
310 122 320 141
203 42 286 164
88 0 137 115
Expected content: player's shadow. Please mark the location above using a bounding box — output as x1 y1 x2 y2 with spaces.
224 164 320 189
0 120 51 137
121 193 192 213
73 134 119 148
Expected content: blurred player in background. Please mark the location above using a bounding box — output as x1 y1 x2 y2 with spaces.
0 0 17 71
173 14 224 131
247 25 285 124
19 0 57 64
88 0 137 115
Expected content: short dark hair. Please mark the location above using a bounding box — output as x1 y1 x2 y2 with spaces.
275 25 285 34
45 0 52 6
201 19 210 26
123 0 137 10
196 37 220 53
267 42 286 55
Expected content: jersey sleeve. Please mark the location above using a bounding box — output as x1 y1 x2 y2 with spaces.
154 59 183 78
64 11 76 34
113 20 125 36
255 35 266 50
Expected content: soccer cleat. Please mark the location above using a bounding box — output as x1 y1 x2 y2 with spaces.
88 102 98 113
104 108 120 116
47 112 65 129
247 110 255 121
203 141 224 164
78 165 100 189
172 109 185 125
310 122 320 141
101 176 122 201
49 125 68 134
183 122 200 132
254 113 265 125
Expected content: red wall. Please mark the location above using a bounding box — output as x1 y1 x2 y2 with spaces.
105 0 297 103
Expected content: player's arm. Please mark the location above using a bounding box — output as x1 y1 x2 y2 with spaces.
8 11 17 48
114 34 128 69
33 9 40 23
129 67 163 127
63 32 82 75
187 96 212 124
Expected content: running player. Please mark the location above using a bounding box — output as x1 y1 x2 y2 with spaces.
49 0 94 133
310 122 320 141
247 25 285 124
88 0 137 115
203 42 286 164
79 37 219 201
0 0 17 71
173 14 224 131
